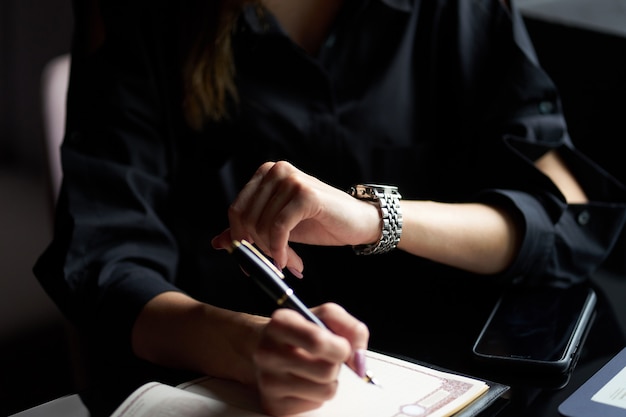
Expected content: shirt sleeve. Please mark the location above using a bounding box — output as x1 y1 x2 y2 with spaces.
468 1 626 287
33 5 181 360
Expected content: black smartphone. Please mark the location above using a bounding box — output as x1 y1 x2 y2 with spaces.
472 284 596 381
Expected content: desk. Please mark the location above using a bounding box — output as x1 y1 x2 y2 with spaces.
9 352 624 417
477 267 626 416
11 270 626 417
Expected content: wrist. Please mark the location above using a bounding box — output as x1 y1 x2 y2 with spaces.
198 306 268 385
360 200 384 245
349 184 403 255
132 292 266 385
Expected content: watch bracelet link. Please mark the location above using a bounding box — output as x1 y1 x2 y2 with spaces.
349 184 403 255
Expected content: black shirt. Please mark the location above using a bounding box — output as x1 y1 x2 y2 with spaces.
34 0 626 410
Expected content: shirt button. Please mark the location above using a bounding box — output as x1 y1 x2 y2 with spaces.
577 210 590 225
538 101 554 114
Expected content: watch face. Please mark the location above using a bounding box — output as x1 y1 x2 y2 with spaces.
352 184 400 200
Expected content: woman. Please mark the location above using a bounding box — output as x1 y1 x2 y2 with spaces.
35 0 626 415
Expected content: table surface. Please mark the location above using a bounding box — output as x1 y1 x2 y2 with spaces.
11 265 626 417
9 357 621 417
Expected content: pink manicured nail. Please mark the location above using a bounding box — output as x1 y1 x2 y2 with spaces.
287 267 304 279
354 349 367 378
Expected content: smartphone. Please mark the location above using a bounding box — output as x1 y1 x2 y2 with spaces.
472 284 596 380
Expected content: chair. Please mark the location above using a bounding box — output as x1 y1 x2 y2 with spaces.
41 53 71 208
37 0 108 403
40 0 105 209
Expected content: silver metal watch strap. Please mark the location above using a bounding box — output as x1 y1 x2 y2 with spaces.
350 184 403 255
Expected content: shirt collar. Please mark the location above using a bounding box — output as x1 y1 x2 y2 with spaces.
242 0 414 33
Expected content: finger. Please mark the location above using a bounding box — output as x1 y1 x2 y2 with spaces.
244 161 304 267
311 303 370 375
311 303 370 351
227 162 276 244
284 245 304 278
213 230 304 280
211 228 233 250
252 180 294 267
255 340 340 385
261 393 324 417
258 372 338 416
260 180 319 269
264 308 352 366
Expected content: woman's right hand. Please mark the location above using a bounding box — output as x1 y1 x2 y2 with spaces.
212 160 382 276
253 303 370 416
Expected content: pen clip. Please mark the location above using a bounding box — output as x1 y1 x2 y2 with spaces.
229 239 381 387
232 240 285 279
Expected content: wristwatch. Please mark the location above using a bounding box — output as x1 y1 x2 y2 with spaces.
349 184 403 255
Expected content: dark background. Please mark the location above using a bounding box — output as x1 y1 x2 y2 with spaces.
0 1 625 415
1 0 74 415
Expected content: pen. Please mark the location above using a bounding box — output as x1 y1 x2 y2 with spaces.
229 239 380 387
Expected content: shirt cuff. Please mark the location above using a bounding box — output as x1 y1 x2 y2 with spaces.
476 189 555 284
96 264 182 362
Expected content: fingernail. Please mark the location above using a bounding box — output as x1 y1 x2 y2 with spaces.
210 237 222 249
287 267 304 279
354 349 367 378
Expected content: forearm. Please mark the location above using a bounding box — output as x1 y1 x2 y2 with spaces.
397 200 521 275
396 151 586 275
131 291 268 385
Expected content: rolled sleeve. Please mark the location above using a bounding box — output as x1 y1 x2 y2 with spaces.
34 16 182 360
478 188 626 287
478 189 554 283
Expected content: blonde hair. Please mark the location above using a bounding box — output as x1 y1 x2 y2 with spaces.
181 0 262 130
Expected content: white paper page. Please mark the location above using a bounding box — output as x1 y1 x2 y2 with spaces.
184 351 489 417
591 365 626 410
110 382 268 417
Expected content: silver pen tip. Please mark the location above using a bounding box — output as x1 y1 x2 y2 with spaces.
364 370 382 387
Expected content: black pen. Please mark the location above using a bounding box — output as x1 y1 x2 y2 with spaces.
229 239 380 386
